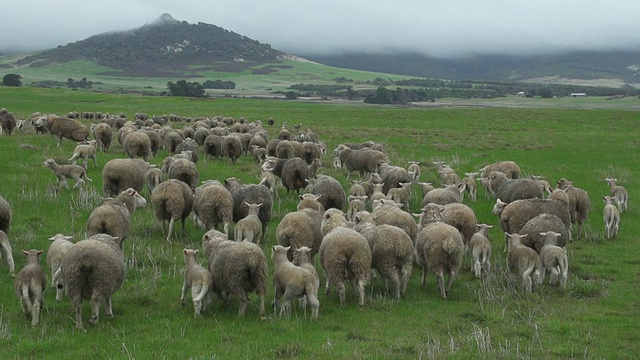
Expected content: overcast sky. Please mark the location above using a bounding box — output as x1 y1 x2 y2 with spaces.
3 0 640 58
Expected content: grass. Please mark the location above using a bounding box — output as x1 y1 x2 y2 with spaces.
0 87 639 358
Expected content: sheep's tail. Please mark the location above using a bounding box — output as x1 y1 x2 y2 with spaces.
559 252 569 280
193 282 210 303
442 236 458 254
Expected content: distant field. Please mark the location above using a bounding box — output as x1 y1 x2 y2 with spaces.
0 87 638 359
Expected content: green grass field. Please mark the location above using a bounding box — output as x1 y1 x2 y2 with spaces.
0 87 638 359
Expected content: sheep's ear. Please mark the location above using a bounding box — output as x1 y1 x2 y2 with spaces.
22 250 28 256
325 213 331 219
505 232 511 238
520 234 528 238
298 195 304 201
36 250 43 256
412 213 422 218
183 249 189 255
539 232 547 236
284 246 291 252
48 235 56 241
487 225 493 229
272 246 277 252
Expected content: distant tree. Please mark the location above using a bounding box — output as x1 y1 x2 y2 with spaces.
203 80 236 89
2 74 22 87
284 91 299 100
167 80 205 97
538 88 554 98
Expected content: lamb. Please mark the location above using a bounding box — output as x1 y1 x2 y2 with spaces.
468 224 492 278
292 246 319 288
422 183 465 207
305 174 346 211
90 122 112 152
272 245 320 319
86 188 147 241
407 161 421 183
0 108 17 135
14 249 46 326
346 195 368 222
234 202 263 243
102 158 151 197
145 166 166 194
433 161 460 185
319 210 372 307
506 233 543 293
372 199 418 243
489 171 543 203
43 158 92 189
414 203 464 299
123 131 152 161
605 177 629 212
0 230 15 277
461 172 479 202
202 234 267 318
479 160 521 179
181 249 212 318
68 140 98 169
258 170 280 200
354 215 413 300
369 182 386 208
555 178 591 238
603 195 621 239
416 181 436 200
0 194 11 234
349 181 366 197
192 180 234 236
224 177 273 244
34 115 89 146
492 198 572 240
517 214 569 252
60 234 125 329
478 177 494 199
151 179 194 242
222 135 243 164
538 231 569 289
276 195 324 260
46 234 73 301
386 182 412 210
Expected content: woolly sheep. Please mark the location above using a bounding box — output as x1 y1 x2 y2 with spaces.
506 233 542 293
258 170 279 200
276 194 324 260
422 183 465 207
102 158 151 197
167 157 199 190
468 224 492 278
192 180 234 236
441 203 478 246
202 234 267 319
175 138 199 164
301 141 321 165
194 127 210 146
386 181 412 210
492 198 572 240
251 145 268 163
43 158 92 189
414 203 464 299
151 179 194 242
203 134 223 161
272 245 320 319
305 174 346 211
489 171 543 203
60 234 125 329
14 249 46 326
181 249 212 318
517 213 569 252
479 160 521 179
91 122 112 152
222 135 243 164
337 146 388 179
86 188 147 241
275 139 295 159
145 166 166 194
605 177 628 212
35 115 89 146
346 195 368 222
416 181 435 200
372 199 418 243
433 161 460 185
461 172 479 202
224 177 273 244
0 230 15 277
0 108 17 135
538 231 569 289
378 162 412 194
262 157 310 194
555 178 591 238
164 130 183 154
407 161 421 184
123 130 152 161
349 181 366 197
141 129 162 157
319 210 372 307
234 202 263 243
369 182 386 208
68 140 97 169
0 195 11 234
603 195 620 239
46 234 73 301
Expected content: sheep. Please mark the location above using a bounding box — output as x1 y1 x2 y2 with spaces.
43 158 92 189
145 166 166 194
35 115 89 146
354 215 414 300
305 174 346 211
224 177 273 244
14 249 46 326
433 161 460 185
416 181 436 200
605 177 628 212
234 202 263 243
167 157 199 190
292 246 319 287
319 210 372 307
479 161 521 179
0 194 11 234
123 131 152 161
407 161 421 183
86 188 147 241
192 180 234 236
349 181 366 197
538 231 569 289
489 171 543 203
492 198 572 241
603 195 621 239
275 139 295 159
67 140 98 170
181 249 212 318
336 146 388 179
203 134 223 161
261 157 310 194
332 156 342 170
272 245 320 319
530 175 553 196
0 230 15 277
414 203 464 299
151 179 194 242
60 234 125 329
378 162 412 194
258 170 279 200
222 135 243 164
468 224 492 278
102 158 151 197
369 182 387 208
301 141 321 165
251 145 268 163
346 195 368 222
164 130 183 154
506 233 542 293
91 122 112 152
517 214 569 252
46 234 73 301
461 172 479 202
372 199 418 243
555 178 591 238
478 177 494 199
422 183 465 207
202 234 267 319
386 181 412 210
194 127 210 146
0 108 17 135
175 138 199 164
440 203 478 246
276 195 324 260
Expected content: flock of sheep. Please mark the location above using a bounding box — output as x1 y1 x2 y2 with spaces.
0 107 630 329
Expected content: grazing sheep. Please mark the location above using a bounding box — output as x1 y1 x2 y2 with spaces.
43 158 92 189
68 140 98 169
407 161 421 183
0 195 11 234
538 231 569 289
0 230 15 277
262 157 310 194
224 177 273 244
605 177 628 212
301 141 322 165
192 180 234 235
387 182 412 210
86 188 147 241
272 245 320 319
202 234 267 319
46 234 74 301
203 134 223 161
461 172 479 202
305 174 346 211
468 224 492 278
506 233 542 293
14 249 46 326
346 195 368 222
151 179 194 242
422 183 465 207
372 199 418 243
145 166 166 194
336 145 388 179
492 198 572 240
319 210 372 307
60 234 125 329
603 195 620 239
479 161 521 179
489 171 543 203
194 127 210 146
35 115 89 146
234 202 263 243
102 158 151 197
433 161 460 185
164 130 183 154
531 175 553 196
222 135 243 164
378 162 412 194
258 170 280 200
276 195 324 260
123 131 152 161
175 138 199 164
441 203 478 246
181 249 212 318
369 182 387 208
167 157 199 190
517 214 569 252
555 178 591 238
416 181 436 200
251 145 268 163
0 108 17 135
91 123 112 153
349 181 366 197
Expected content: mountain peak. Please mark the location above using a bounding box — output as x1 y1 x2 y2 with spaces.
150 13 179 26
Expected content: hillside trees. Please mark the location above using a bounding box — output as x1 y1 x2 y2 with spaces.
167 80 206 97
2 74 22 87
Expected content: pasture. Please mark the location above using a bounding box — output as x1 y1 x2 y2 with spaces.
0 87 638 359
